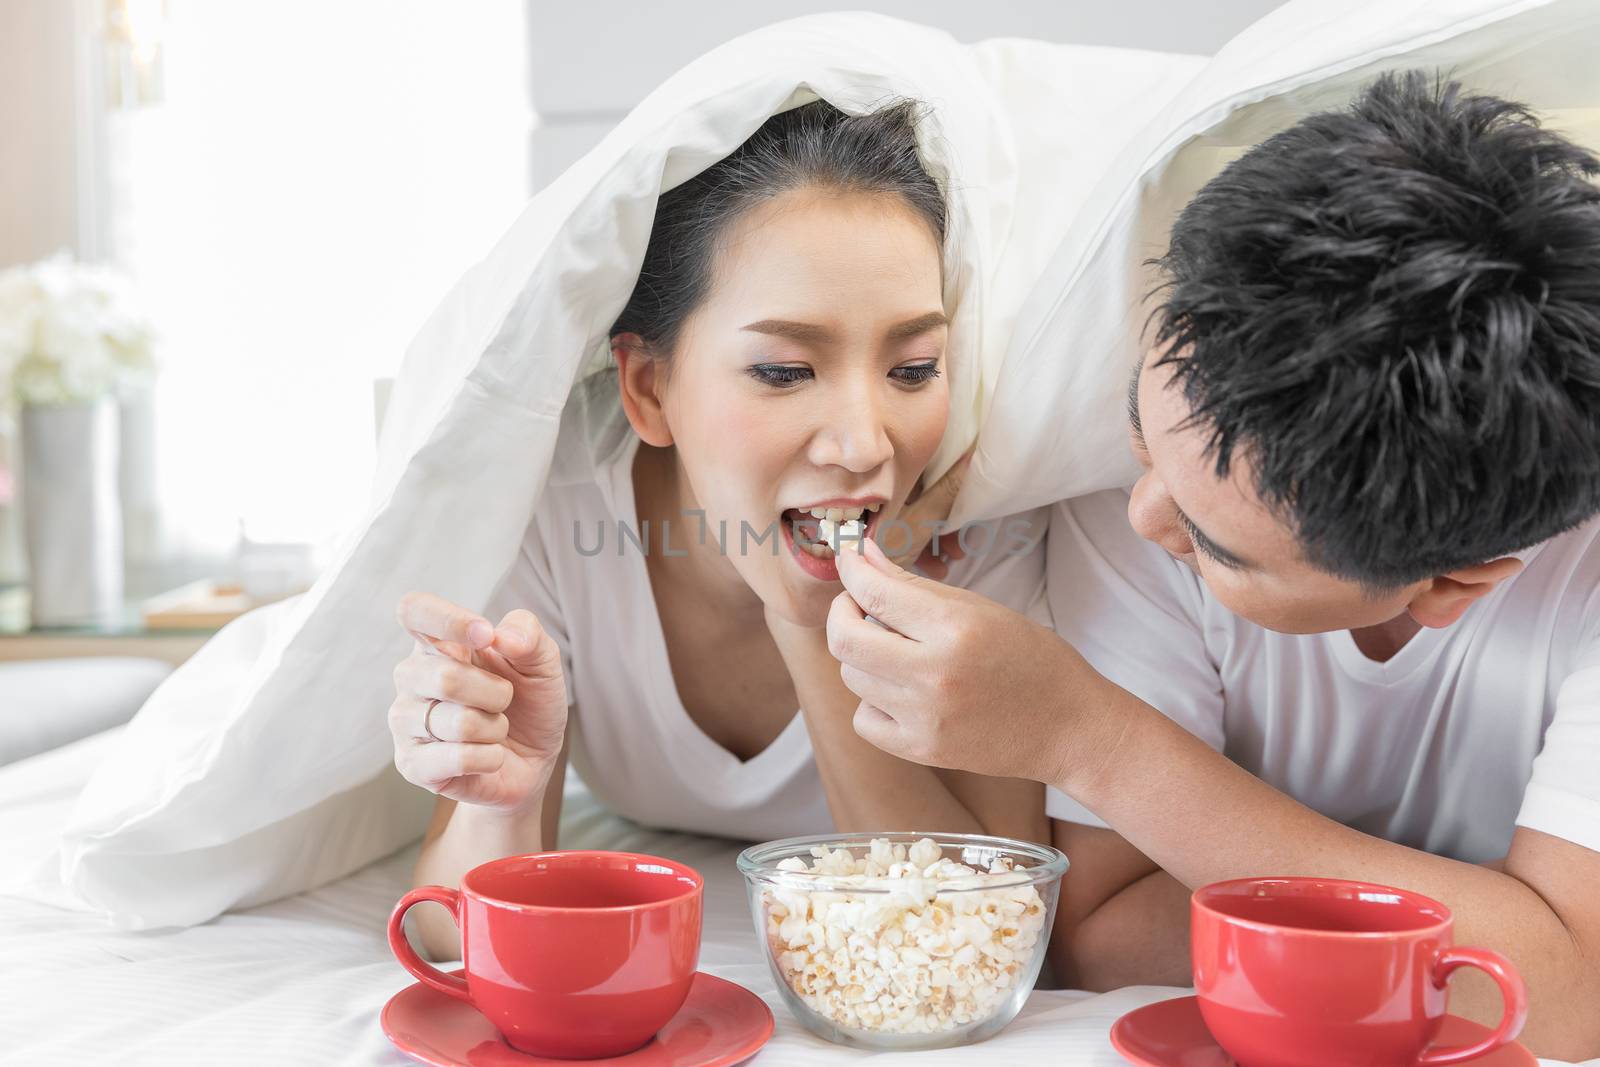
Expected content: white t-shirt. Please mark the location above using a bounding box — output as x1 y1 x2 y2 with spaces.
1044 489 1600 864
486 375 1052 842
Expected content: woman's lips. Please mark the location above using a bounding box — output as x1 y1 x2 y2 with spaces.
780 508 879 582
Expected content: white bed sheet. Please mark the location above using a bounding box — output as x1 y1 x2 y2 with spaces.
0 730 1585 1066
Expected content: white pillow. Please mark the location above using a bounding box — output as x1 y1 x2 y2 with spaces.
54 1 1600 929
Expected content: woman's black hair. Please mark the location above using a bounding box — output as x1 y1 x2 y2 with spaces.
610 98 946 356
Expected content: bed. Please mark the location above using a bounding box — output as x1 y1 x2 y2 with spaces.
0 729 1584 1066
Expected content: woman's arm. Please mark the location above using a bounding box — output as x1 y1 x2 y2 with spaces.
411 739 569 961
770 611 1047 844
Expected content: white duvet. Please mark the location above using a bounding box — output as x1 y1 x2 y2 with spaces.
31 0 1600 937
3 731 1587 1066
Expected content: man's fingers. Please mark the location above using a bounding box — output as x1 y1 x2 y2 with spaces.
851 701 906 755
826 592 919 676
837 662 918 715
835 536 947 638
398 592 494 650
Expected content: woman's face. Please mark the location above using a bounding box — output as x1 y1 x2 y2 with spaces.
659 188 949 625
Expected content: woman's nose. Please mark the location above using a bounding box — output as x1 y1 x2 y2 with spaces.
809 394 894 474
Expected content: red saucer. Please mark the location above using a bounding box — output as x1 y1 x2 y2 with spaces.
382 971 774 1067
1110 995 1535 1067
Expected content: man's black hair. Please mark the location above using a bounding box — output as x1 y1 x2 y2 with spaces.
1148 69 1600 588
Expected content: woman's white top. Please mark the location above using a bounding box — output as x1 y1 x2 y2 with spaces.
486 376 1050 841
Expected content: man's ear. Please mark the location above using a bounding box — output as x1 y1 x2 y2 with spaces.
1406 556 1524 628
612 333 673 447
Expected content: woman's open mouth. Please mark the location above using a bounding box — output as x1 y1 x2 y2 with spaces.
780 503 882 581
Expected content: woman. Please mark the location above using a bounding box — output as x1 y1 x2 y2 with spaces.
386 100 1049 958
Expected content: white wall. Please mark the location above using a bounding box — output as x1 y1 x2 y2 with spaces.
0 0 84 268
1 1 1293 262
524 1 1287 188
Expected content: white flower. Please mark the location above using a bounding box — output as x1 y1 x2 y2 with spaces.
0 252 159 406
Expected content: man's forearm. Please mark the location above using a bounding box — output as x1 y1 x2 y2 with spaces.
1054 680 1600 1059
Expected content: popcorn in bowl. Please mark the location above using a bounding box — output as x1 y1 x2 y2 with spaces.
737 832 1069 1050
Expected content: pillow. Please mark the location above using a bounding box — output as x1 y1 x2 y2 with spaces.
958 0 1600 521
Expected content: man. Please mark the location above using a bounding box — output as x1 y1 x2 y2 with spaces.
825 71 1600 1059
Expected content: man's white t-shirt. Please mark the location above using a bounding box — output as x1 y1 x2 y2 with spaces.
486 375 1052 842
1044 489 1600 863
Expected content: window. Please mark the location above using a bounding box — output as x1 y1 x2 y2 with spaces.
103 1 531 561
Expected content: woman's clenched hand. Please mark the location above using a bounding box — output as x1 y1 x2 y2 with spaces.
388 592 568 814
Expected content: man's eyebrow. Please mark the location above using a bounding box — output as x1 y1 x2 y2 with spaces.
1127 357 1146 447
1178 509 1252 570
885 311 949 342
741 319 835 343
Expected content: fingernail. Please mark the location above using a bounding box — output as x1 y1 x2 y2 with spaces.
467 619 494 648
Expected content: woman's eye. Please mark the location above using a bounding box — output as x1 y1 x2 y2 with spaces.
890 361 942 385
748 364 813 387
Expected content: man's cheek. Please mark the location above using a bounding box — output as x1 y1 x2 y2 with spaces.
1198 569 1261 621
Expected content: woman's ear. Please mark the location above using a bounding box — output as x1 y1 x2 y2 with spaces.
1406 556 1524 628
612 333 673 447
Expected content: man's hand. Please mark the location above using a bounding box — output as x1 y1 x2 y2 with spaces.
828 535 1094 784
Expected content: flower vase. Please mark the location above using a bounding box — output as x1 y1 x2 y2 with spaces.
20 400 124 627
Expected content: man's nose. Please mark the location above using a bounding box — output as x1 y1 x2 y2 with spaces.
1128 472 1187 555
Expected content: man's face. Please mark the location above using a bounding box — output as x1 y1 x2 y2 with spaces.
1126 352 1425 633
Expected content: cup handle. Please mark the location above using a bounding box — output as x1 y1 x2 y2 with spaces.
1415 946 1529 1066
387 885 472 1003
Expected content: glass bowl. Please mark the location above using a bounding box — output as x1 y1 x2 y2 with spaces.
737 831 1068 1050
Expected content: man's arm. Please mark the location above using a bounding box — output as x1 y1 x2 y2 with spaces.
827 539 1600 1060
1055 688 1600 1059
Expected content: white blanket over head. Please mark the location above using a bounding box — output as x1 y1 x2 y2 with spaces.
48 0 1600 929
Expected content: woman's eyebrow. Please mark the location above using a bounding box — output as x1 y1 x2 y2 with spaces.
885 311 949 341
741 319 835 343
740 312 948 345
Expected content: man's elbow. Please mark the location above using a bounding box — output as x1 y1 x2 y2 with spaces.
1049 909 1191 992
1525 968 1600 1062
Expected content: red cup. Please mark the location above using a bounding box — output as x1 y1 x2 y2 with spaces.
1191 877 1527 1067
388 850 703 1059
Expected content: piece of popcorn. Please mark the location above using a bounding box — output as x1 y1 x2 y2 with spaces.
907 838 942 868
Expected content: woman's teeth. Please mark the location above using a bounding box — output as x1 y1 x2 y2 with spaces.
791 505 877 557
